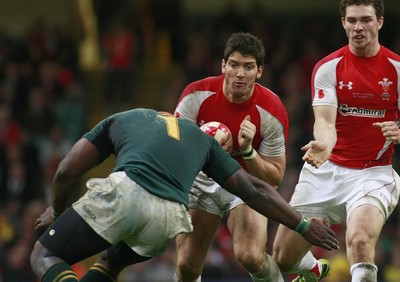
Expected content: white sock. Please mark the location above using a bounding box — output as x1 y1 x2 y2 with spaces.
173 273 201 282
350 262 378 282
249 254 284 282
289 251 318 274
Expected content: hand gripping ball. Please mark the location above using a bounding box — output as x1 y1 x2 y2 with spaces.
200 121 232 145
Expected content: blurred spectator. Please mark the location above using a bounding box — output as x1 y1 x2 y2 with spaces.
150 0 185 64
0 104 21 146
0 199 46 282
39 123 72 203
183 33 215 84
54 81 87 144
37 60 64 104
0 14 86 282
2 239 35 281
21 86 58 148
101 18 138 108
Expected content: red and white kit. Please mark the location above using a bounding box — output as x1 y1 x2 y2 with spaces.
312 45 400 168
175 75 289 167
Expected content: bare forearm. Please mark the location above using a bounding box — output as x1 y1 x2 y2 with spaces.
52 175 78 215
226 171 300 229
243 154 285 187
223 169 339 251
313 118 336 151
51 138 100 215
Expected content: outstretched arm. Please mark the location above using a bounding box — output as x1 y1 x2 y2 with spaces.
302 105 337 168
223 169 339 251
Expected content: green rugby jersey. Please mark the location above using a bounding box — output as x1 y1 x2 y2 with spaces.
83 108 241 208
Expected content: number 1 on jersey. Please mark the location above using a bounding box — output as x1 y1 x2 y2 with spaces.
158 113 180 140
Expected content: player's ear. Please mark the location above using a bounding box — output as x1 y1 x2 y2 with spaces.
256 65 263 79
377 16 384 30
221 59 226 74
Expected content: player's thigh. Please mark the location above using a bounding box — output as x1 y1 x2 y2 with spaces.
175 208 221 265
101 241 151 274
272 223 313 270
346 204 384 264
228 204 267 253
38 207 111 265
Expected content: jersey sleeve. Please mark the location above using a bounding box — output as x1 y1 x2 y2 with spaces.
174 77 220 122
174 94 200 122
83 118 114 162
312 57 342 108
258 104 288 157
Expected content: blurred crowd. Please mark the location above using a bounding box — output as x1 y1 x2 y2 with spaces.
1 1 400 281
0 18 87 281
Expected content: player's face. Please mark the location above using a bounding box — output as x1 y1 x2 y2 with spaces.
341 4 383 56
222 52 263 104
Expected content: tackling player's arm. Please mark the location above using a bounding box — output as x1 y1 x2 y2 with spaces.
52 138 100 216
35 138 100 234
222 168 339 251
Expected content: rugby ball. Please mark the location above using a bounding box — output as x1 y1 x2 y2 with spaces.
200 121 232 145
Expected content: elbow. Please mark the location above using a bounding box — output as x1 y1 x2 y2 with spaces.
53 161 79 186
268 173 283 188
270 177 281 188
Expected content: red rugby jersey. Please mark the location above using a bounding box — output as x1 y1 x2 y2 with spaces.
175 75 289 168
312 45 400 168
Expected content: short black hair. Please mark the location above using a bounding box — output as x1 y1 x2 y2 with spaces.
223 32 265 67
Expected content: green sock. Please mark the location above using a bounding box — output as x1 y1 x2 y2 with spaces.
42 262 78 282
79 263 118 282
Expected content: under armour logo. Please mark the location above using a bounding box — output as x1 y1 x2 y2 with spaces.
338 81 353 90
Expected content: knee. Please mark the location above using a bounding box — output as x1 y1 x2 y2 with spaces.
272 244 297 272
347 232 375 261
30 241 47 277
176 259 202 281
235 249 265 273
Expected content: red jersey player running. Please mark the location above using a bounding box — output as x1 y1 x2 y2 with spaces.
174 32 289 282
272 1 400 281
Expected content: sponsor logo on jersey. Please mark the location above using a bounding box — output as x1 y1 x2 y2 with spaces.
338 81 353 90
339 104 386 117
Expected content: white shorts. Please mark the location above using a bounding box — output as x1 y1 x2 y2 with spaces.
290 161 400 225
189 171 244 217
72 171 193 257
